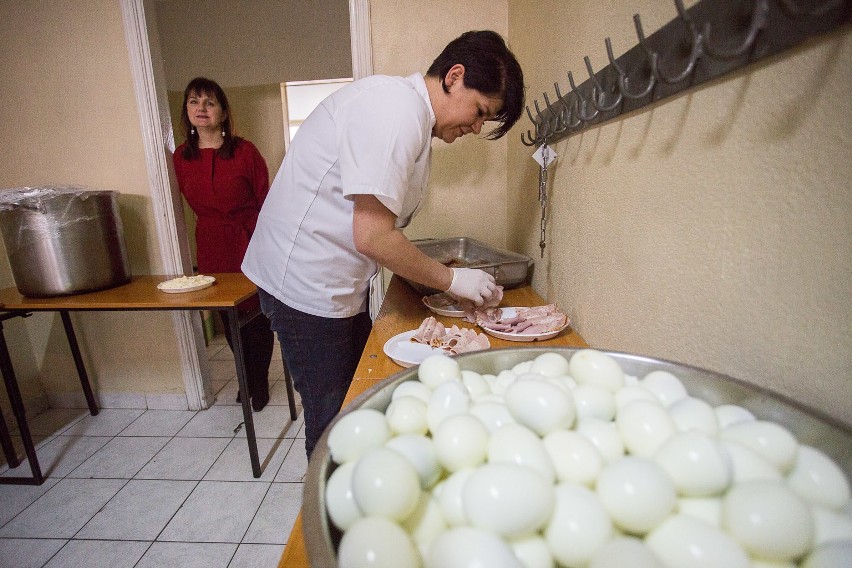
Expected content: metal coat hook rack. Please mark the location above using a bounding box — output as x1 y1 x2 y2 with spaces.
521 0 851 147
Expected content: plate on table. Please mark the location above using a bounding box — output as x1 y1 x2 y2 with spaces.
157 275 216 294
476 307 569 342
421 293 465 318
383 330 444 368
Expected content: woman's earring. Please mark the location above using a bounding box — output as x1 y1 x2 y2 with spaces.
221 128 226 137
190 127 196 135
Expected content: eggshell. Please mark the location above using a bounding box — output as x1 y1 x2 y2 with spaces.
545 482 614 567
530 352 571 377
653 432 733 496
645 514 749 568
721 420 799 473
425 526 523 568
667 396 719 436
328 408 391 464
786 445 851 510
596 456 676 534
587 536 663 568
510 535 555 568
543 429 604 486
433 414 489 472
576 417 625 464
488 423 556 483
433 468 474 526
505 378 575 436
351 447 421 522
385 433 441 489
391 380 432 404
801 540 852 568
616 400 676 458
640 370 688 407
325 461 363 531
385 396 428 435
573 383 617 421
338 515 420 568
469 400 517 433
569 349 625 391
462 463 555 538
418 353 461 388
714 404 756 428
722 480 814 561
426 380 470 433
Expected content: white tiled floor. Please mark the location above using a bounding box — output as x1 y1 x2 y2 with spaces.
0 334 304 568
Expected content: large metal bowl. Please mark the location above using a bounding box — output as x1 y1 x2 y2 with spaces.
303 347 852 566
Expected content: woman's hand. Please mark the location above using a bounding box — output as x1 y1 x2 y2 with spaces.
446 267 498 306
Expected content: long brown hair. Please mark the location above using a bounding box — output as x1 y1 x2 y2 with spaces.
180 77 241 160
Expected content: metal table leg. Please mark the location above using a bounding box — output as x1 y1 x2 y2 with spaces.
230 307 261 478
59 310 99 415
282 359 297 421
0 317 44 485
0 404 21 468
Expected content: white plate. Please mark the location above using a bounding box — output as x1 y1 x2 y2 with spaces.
157 275 216 294
421 294 465 318
476 307 569 342
383 330 445 368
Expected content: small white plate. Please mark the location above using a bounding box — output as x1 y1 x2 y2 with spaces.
383 330 445 368
421 293 465 318
476 307 569 342
157 275 216 294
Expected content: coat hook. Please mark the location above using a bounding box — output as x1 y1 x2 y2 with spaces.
552 82 576 133
646 0 703 84
584 56 623 112
568 71 600 122
606 35 657 100
704 0 768 60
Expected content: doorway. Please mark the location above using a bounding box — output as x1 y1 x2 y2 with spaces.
120 0 373 409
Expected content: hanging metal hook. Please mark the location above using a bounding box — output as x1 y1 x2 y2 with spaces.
606 34 658 100
567 71 601 122
638 0 703 85
584 56 623 112
703 0 768 60
521 105 545 147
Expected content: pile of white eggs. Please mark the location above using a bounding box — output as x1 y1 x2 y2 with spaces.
323 349 852 568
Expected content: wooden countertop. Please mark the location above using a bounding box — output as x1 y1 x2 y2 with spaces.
0 273 258 311
278 276 587 568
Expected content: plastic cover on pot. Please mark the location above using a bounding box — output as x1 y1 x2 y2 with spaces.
0 185 131 297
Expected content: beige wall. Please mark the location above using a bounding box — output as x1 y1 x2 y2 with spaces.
154 0 352 90
0 0 184 408
370 0 512 248
508 1 851 426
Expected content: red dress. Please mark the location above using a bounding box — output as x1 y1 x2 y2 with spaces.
172 139 270 273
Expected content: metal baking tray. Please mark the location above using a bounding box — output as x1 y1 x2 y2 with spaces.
401 237 532 295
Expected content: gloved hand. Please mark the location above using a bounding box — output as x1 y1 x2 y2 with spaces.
446 268 498 306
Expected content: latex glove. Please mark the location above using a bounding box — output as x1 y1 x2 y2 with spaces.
446 268 497 306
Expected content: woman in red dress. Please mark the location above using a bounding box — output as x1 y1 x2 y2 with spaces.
173 77 273 411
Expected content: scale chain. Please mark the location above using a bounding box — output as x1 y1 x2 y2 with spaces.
539 143 549 258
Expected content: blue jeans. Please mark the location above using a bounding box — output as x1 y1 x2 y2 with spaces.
258 288 372 458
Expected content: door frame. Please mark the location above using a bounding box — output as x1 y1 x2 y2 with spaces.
119 0 374 409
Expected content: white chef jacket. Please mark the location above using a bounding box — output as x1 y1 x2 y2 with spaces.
242 73 435 317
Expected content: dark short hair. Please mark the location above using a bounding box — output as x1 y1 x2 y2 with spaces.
426 30 525 140
179 77 240 160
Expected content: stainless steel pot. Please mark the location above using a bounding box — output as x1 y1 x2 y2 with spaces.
0 187 131 297
303 347 852 566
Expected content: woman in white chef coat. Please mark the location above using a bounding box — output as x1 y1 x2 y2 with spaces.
242 30 525 457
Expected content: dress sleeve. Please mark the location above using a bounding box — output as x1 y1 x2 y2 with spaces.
244 141 270 209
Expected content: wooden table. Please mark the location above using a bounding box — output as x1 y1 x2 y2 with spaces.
277 276 588 567
0 274 297 484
